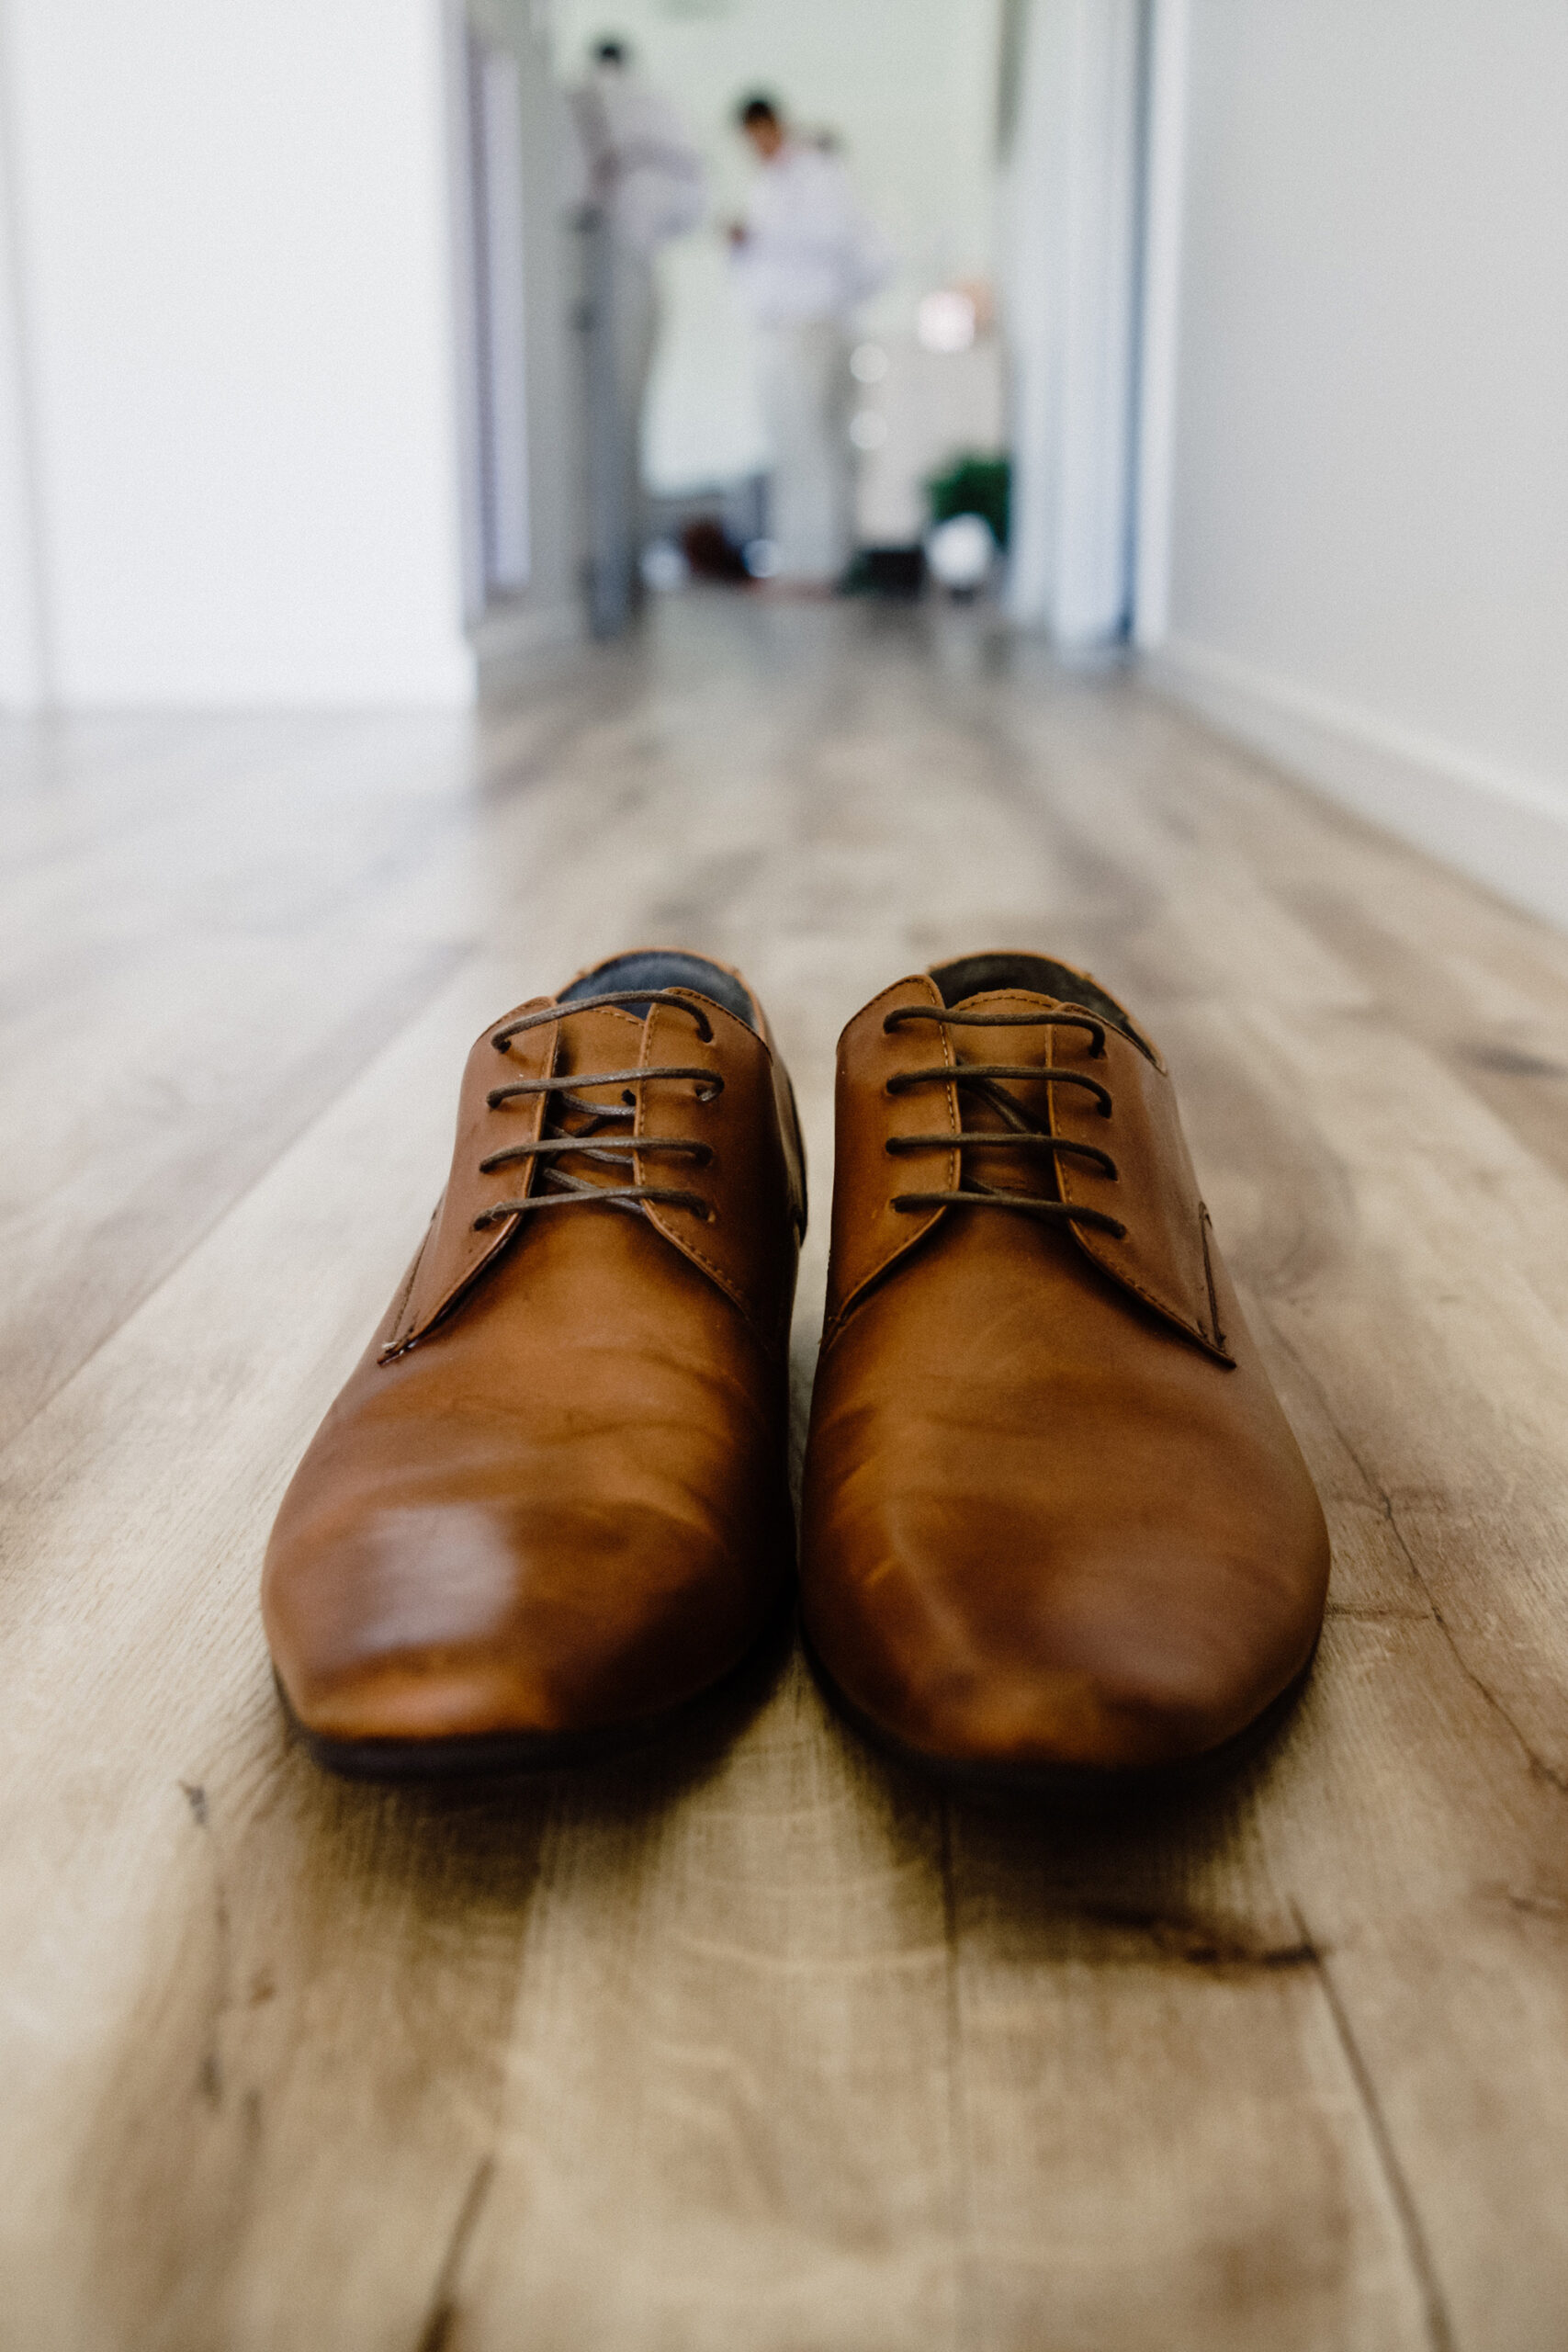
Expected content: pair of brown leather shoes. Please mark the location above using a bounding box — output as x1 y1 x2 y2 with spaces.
264 950 1329 1797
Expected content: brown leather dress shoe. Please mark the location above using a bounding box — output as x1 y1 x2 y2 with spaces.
264 952 806 1778
800 953 1329 1799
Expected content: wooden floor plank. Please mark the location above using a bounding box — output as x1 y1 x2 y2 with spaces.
0 935 467 1450
0 958 544 2349
946 1785 1433 2352
458 1669 959 2352
3 598 1566 2347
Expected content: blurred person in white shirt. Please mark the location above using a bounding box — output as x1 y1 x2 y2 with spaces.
567 39 705 633
728 96 893 588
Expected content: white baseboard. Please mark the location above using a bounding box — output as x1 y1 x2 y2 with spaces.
1144 635 1568 933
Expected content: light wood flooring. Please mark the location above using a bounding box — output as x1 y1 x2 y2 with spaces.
6 593 1568 2351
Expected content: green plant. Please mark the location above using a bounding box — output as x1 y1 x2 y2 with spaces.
925 454 1010 548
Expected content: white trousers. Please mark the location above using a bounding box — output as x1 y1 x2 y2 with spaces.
758 322 853 582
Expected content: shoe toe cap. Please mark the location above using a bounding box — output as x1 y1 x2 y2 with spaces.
808 1528 1324 1779
265 1488 778 1749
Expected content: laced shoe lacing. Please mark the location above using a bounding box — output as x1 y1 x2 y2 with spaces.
473 991 721 1230
881 1003 1127 1239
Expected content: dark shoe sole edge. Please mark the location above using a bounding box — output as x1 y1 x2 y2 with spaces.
276 1589 796 1784
802 1629 1322 1810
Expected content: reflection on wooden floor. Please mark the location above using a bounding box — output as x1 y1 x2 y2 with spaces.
5 594 1568 2349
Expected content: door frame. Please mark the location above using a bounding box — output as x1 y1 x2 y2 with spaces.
1003 0 1189 650
1131 0 1190 649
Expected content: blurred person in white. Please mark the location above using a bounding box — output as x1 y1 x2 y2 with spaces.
728 96 893 589
567 39 705 633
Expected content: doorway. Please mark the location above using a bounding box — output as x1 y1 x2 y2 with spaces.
552 0 1009 608
541 0 1182 646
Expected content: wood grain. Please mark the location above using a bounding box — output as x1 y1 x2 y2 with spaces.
3 597 1566 2348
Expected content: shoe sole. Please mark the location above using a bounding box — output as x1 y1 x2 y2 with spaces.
802 1629 1320 1810
276 1589 796 1784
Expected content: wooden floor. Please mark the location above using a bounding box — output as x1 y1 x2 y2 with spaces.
6 594 1568 2351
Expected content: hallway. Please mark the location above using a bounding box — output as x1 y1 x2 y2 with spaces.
6 594 1568 2347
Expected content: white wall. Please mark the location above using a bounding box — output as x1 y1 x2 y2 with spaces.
1147 0 1568 927
0 0 477 707
0 4 47 703
552 0 1002 495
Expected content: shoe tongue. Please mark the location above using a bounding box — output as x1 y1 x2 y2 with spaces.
931 954 1150 1056
547 1003 649 1184
951 986 1062 1016
552 1002 645 1083
558 950 755 1033
942 989 1064 1204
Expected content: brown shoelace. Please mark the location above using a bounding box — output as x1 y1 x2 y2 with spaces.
473 991 721 1229
881 1003 1127 1238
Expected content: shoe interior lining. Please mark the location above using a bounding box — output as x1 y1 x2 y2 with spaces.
558 951 755 1031
929 954 1153 1057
